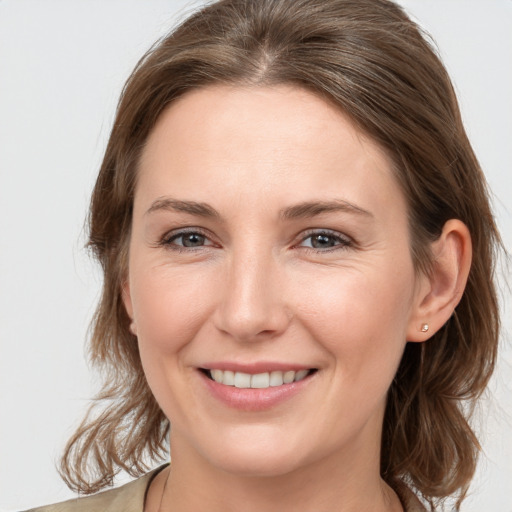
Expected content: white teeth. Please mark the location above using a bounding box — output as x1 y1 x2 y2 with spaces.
211 369 223 382
223 370 235 386
294 369 309 382
283 371 295 384
208 369 312 388
251 372 270 388
234 372 251 388
269 371 284 387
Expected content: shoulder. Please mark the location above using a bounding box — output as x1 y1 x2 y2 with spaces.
395 482 428 512
23 465 168 512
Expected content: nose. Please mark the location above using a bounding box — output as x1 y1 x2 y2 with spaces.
213 249 291 342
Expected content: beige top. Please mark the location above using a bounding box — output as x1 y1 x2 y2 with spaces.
24 467 164 512
25 466 426 512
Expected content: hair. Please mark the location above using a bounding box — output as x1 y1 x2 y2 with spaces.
60 0 502 509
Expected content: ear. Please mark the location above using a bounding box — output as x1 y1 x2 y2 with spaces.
121 277 137 335
407 219 472 342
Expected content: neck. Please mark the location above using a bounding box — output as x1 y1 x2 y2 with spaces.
150 433 403 512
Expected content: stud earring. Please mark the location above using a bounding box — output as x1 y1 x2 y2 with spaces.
420 323 429 333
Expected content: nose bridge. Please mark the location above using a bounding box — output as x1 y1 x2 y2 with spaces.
215 243 289 341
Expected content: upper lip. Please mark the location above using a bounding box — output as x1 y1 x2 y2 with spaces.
199 361 315 373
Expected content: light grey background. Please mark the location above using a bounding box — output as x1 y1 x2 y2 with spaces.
0 1 511 511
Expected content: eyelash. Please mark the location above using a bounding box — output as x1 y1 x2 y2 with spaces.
159 228 353 253
297 229 353 252
160 228 215 253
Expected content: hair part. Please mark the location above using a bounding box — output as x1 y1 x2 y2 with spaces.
60 1 502 509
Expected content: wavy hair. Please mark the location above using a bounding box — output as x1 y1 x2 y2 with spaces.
60 1 502 509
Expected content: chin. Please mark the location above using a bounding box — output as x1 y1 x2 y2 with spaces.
194 426 312 478
211 449 306 478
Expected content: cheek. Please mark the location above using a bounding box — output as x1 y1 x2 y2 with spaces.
293 261 415 381
130 262 218 358
130 263 220 422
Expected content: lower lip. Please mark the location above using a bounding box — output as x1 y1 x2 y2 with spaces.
199 371 315 411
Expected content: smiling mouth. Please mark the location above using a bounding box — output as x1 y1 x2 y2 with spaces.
201 368 317 389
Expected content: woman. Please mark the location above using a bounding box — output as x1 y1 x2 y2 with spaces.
24 0 503 511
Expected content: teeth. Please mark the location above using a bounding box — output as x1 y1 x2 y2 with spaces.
283 371 295 384
211 369 223 382
269 371 284 387
251 372 270 388
223 370 235 386
234 372 251 388
208 369 311 388
294 369 309 382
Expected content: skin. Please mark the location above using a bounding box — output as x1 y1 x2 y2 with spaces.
123 85 471 512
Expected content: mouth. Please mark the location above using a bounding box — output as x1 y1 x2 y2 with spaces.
200 368 317 389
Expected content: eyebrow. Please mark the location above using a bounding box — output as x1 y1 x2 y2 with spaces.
146 198 221 218
145 197 373 220
280 200 373 220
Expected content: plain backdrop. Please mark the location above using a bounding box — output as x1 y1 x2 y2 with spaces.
0 1 511 511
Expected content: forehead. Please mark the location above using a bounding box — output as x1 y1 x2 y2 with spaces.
141 84 385 168
136 85 405 221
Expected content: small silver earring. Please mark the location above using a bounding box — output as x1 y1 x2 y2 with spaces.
420 323 429 333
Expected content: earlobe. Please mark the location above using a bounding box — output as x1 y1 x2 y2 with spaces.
122 280 138 335
122 278 135 323
407 219 472 342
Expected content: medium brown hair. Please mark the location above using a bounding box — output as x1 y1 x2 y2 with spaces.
60 0 502 508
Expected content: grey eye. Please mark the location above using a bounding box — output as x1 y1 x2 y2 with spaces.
299 231 351 251
309 234 338 249
178 233 206 247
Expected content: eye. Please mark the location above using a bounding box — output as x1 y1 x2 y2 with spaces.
298 230 351 251
174 232 207 247
161 229 214 250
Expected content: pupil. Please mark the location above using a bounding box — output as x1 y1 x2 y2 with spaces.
183 233 204 247
312 234 334 248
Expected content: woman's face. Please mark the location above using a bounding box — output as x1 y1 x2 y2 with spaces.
124 85 427 477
